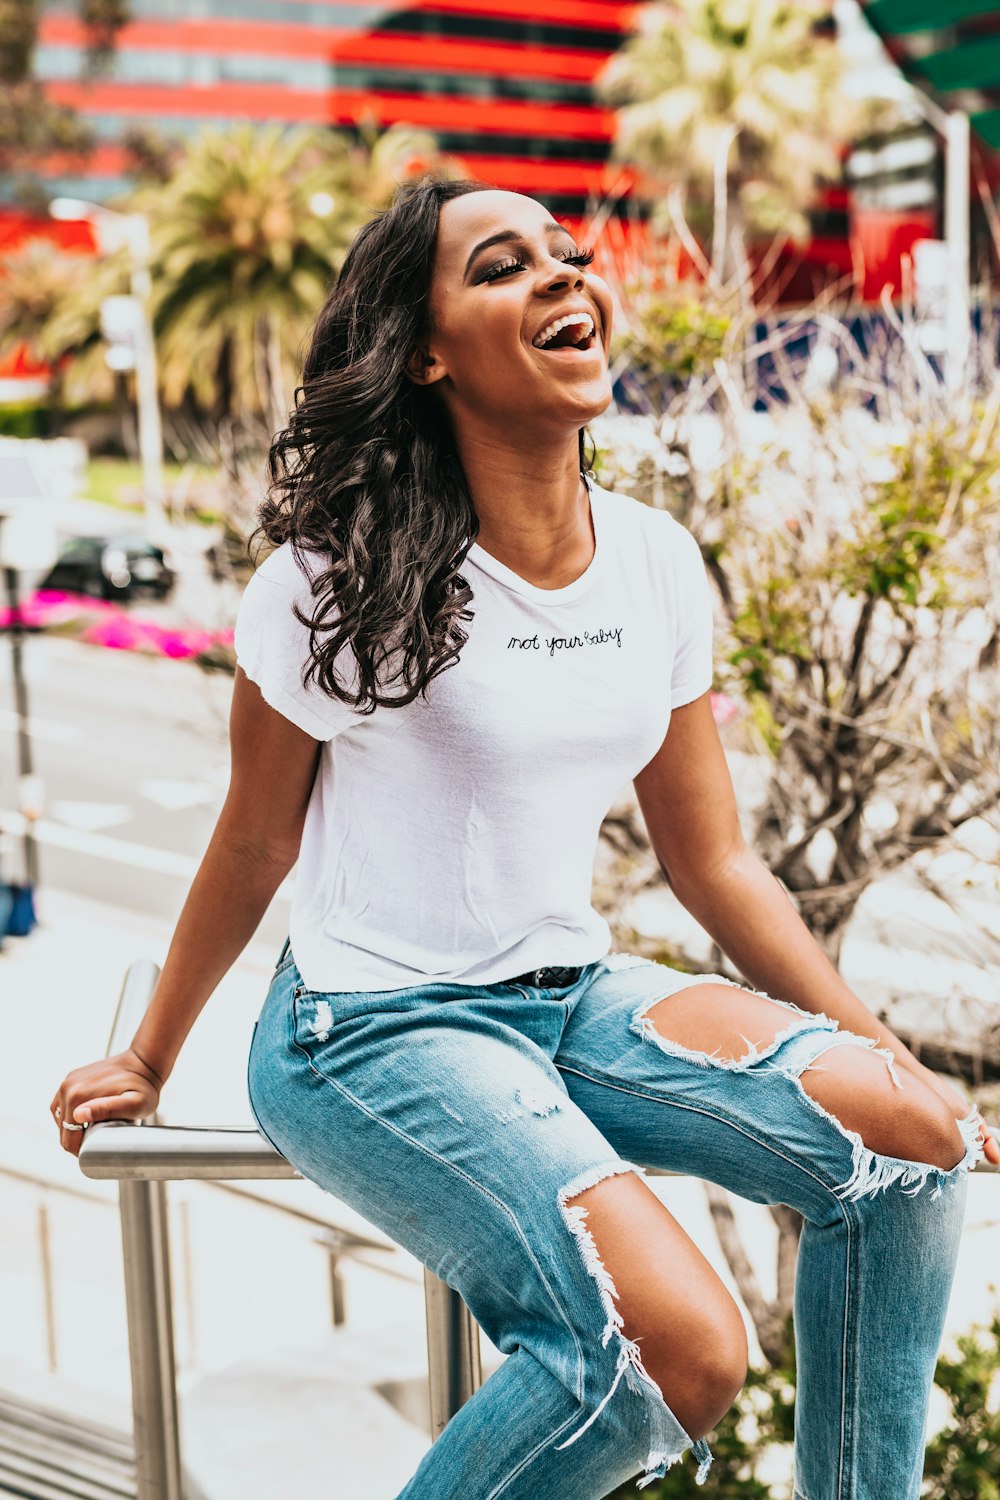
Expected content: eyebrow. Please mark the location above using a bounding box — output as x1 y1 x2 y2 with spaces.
463 222 574 278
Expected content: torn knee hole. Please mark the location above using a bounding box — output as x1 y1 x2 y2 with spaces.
797 1042 979 1196
555 1163 715 1487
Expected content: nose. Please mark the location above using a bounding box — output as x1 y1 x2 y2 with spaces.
541 258 585 292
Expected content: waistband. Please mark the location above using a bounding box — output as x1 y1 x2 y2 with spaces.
275 938 583 992
506 964 585 988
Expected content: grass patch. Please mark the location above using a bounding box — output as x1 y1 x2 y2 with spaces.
85 458 223 522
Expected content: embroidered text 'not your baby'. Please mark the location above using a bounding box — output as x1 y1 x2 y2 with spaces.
508 627 624 656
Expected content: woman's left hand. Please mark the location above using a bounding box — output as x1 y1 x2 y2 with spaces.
908 1063 1000 1166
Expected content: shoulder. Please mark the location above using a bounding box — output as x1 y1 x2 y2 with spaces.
248 539 327 596
590 481 702 564
237 541 333 630
234 540 335 657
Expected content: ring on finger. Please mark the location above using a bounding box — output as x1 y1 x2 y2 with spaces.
61 1121 88 1132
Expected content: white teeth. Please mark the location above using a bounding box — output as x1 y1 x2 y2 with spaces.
532 312 595 349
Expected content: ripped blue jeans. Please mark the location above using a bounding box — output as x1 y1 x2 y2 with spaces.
247 947 982 1500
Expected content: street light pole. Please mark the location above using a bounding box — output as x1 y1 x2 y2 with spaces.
2 563 38 890
49 198 167 533
944 109 971 395
0 504 58 933
903 86 971 394
123 213 168 531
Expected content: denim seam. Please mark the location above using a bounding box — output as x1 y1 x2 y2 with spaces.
288 1033 586 1392
555 1061 861 1201
555 1062 859 1496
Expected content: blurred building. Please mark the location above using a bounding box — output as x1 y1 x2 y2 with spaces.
1 0 992 405
19 2 856 251
30 0 639 219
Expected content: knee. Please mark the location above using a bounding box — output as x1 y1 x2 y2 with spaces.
867 1077 967 1172
801 1045 967 1174
560 1168 748 1441
644 1301 748 1439
909 1093 967 1173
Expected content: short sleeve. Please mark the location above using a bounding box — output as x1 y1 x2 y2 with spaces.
233 542 361 742
667 519 714 709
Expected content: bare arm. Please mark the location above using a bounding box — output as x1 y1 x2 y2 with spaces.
634 692 1000 1162
637 692 945 1068
51 668 321 1151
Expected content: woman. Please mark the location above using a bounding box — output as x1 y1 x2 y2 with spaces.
52 179 997 1499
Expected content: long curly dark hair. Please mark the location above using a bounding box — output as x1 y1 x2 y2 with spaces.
257 176 591 713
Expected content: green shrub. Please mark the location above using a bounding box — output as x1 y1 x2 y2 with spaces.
0 402 51 438
924 1316 1000 1500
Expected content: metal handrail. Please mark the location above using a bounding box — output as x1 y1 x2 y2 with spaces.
1 1159 405 1256
77 960 481 1500
80 1123 300 1181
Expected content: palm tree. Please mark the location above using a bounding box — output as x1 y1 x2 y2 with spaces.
599 0 853 284
131 121 446 438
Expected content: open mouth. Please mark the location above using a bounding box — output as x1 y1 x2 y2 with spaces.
531 311 598 354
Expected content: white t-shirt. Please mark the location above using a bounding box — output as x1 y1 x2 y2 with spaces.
234 482 714 991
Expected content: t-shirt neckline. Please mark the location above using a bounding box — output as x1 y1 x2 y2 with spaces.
465 479 607 606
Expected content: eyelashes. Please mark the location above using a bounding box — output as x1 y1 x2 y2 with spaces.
478 248 595 283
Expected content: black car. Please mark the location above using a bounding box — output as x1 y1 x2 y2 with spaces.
40 534 176 602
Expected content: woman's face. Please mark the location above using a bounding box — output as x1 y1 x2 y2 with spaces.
411 189 614 436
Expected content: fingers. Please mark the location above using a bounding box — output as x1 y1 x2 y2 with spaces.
52 1101 89 1157
51 1067 156 1156
969 1111 1000 1166
73 1092 147 1125
52 1096 142 1156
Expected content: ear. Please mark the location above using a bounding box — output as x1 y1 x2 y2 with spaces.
405 344 447 385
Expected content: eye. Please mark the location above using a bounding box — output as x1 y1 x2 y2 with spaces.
478 257 525 283
558 248 595 268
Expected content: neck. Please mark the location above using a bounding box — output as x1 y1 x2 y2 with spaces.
455 426 594 589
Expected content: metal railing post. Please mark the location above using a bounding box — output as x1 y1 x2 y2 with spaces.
106 960 184 1500
119 1175 184 1500
423 1268 482 1439
38 1201 57 1373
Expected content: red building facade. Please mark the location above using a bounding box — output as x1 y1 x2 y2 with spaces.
31 0 641 215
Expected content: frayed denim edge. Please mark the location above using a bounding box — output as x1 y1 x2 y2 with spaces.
629 969 840 1075
793 1075 986 1202
553 1159 713 1489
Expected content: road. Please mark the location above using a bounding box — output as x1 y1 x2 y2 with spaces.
0 631 289 951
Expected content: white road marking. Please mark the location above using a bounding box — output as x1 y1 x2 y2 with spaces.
0 709 82 746
0 811 293 900
139 778 219 811
51 800 132 832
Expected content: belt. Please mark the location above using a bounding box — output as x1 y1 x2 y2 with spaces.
507 964 584 988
